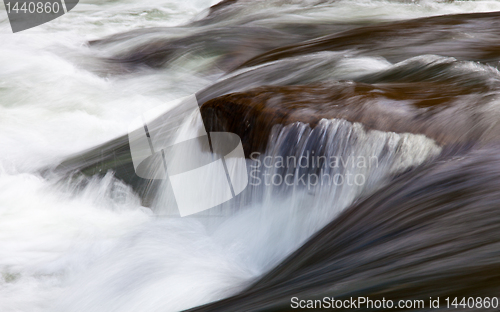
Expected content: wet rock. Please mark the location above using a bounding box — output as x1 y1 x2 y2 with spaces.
207 0 238 16
54 79 499 206
201 82 493 156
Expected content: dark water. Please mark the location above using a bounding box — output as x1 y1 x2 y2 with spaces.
188 146 500 311
12 1 500 311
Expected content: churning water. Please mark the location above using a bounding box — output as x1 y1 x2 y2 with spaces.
2 1 500 311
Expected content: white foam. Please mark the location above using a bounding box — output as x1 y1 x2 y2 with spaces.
0 0 495 311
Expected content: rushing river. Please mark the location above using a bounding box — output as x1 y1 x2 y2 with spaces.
2 1 500 311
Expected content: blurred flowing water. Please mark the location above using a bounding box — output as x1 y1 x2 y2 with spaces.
1 1 500 311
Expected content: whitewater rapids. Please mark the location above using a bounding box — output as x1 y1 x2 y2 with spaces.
2 1 500 311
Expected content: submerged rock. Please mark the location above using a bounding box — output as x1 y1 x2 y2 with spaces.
237 11 500 70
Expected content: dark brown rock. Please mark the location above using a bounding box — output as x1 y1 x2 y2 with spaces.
201 82 496 157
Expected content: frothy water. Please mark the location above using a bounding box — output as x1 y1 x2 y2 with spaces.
51 117 441 312
1 0 500 311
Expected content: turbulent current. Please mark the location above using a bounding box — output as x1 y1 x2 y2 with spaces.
2 1 500 311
